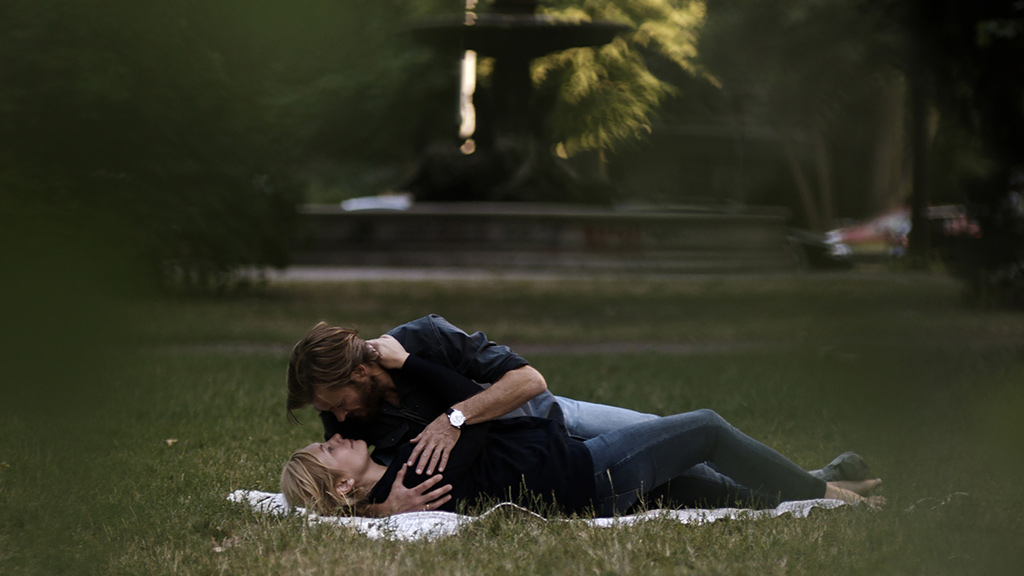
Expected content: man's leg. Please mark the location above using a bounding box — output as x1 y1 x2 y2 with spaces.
555 396 657 439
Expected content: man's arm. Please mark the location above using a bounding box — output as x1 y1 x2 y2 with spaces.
370 334 548 475
451 365 546 425
408 365 546 474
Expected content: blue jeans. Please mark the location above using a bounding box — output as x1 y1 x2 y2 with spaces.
555 396 660 438
556 397 773 509
582 408 827 516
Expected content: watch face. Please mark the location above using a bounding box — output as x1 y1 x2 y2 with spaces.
448 409 466 427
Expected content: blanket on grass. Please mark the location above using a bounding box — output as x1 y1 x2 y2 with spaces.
228 490 847 542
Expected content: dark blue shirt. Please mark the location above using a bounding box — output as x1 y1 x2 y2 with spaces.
366 356 596 515
320 315 560 464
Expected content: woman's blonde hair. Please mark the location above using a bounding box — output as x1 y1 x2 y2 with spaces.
280 450 368 516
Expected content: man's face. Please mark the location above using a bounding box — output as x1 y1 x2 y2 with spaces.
311 375 383 422
311 385 365 422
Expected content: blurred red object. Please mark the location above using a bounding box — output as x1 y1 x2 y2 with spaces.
828 205 980 258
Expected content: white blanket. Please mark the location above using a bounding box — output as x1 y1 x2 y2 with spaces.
227 490 847 542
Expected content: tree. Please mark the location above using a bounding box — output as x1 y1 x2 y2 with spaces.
0 0 305 290
0 0 474 289
674 0 914 230
873 0 1024 298
534 0 708 156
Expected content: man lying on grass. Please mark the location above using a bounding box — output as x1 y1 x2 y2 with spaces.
282 337 884 516
284 321 884 516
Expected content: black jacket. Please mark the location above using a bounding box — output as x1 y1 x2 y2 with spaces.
367 355 596 515
321 315 547 464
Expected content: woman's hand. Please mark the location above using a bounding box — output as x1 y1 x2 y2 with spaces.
366 334 410 369
376 465 453 515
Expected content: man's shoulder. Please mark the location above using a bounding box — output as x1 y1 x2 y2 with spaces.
388 314 452 332
387 315 458 365
388 315 462 349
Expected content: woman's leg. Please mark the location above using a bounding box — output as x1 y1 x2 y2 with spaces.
558 397 758 507
584 409 827 516
638 464 781 511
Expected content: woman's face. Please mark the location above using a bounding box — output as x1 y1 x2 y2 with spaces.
304 434 371 479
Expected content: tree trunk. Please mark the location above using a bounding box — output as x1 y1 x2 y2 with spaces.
908 66 931 265
782 133 823 231
869 74 907 215
812 118 835 228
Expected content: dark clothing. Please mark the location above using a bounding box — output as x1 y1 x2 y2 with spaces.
388 314 530 388
363 354 821 518
365 353 596 515
319 370 452 465
321 315 556 464
368 417 597 516
583 409 827 515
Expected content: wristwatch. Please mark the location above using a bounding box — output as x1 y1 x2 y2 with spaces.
446 408 466 429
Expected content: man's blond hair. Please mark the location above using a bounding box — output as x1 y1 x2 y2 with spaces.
286 322 379 423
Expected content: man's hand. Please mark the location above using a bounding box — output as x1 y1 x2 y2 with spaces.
408 414 461 475
376 464 452 515
366 334 409 369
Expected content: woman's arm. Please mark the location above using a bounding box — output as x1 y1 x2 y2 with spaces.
367 423 489 515
369 333 489 404
401 355 481 405
362 465 453 517
387 315 530 385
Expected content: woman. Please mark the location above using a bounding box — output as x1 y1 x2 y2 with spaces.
282 342 884 517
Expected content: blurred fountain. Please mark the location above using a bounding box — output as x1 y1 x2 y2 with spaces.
403 0 628 203
295 2 797 274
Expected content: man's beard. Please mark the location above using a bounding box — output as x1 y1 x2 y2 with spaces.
353 378 385 420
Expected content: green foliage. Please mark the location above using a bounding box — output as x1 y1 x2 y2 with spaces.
698 0 882 123
534 0 707 154
249 0 457 169
860 0 1024 296
1 0 715 231
685 0 906 225
0 0 462 289
0 0 300 290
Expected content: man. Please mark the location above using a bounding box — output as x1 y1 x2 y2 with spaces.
286 315 866 515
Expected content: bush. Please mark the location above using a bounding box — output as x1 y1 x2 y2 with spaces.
0 0 299 292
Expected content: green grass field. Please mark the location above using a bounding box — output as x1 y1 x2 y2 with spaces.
3 271 1023 575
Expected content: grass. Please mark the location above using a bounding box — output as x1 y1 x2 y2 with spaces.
2 270 1023 574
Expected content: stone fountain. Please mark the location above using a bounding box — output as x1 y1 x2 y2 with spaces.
402 0 628 203
290 1 798 274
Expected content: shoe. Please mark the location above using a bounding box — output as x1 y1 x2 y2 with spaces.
809 451 870 482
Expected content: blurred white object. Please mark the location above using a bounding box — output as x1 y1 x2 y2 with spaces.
341 193 413 212
458 49 477 141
